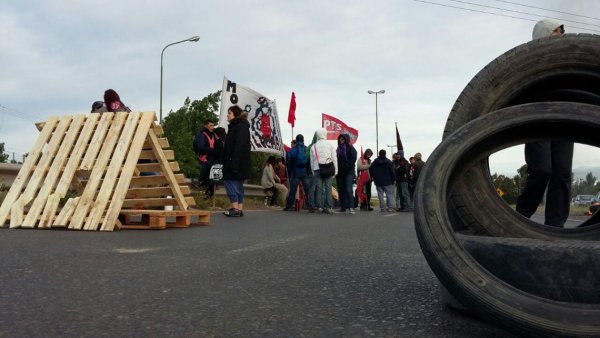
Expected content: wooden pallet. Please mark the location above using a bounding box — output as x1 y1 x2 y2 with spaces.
118 210 210 229
0 112 203 231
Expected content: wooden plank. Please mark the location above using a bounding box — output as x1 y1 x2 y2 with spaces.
136 161 180 173
126 186 191 199
129 174 186 186
101 112 156 231
23 115 85 228
139 149 175 161
39 195 60 228
79 113 115 171
69 112 128 230
0 116 59 226
85 112 141 231
142 138 169 149
147 128 187 210
119 209 210 216
41 114 100 226
121 196 195 208
152 123 164 136
12 116 73 228
54 197 80 226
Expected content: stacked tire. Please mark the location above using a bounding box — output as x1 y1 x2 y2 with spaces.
414 35 600 336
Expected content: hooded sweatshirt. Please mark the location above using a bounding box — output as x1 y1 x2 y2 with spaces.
310 128 338 175
369 154 395 187
532 19 563 40
336 134 357 175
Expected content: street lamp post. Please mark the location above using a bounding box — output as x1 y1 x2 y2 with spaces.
160 35 200 124
368 89 385 152
387 144 397 155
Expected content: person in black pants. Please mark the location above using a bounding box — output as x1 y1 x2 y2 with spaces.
516 19 571 227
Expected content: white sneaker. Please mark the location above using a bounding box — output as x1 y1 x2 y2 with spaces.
349 208 355 214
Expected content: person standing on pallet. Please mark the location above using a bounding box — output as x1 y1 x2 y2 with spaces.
222 105 251 217
193 119 217 198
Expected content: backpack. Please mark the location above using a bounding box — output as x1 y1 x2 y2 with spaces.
294 144 308 168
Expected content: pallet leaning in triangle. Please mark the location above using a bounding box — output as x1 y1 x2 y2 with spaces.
0 111 210 231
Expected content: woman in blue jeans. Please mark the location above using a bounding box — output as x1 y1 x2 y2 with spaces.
309 128 338 213
222 105 251 217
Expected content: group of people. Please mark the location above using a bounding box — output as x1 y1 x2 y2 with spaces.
194 105 252 217
262 130 426 215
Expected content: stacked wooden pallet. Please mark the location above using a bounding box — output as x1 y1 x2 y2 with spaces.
0 111 210 231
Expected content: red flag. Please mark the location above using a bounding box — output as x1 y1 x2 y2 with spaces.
288 92 296 127
356 146 369 204
396 123 403 151
321 113 359 144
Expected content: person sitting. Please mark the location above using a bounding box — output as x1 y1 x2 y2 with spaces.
261 156 288 207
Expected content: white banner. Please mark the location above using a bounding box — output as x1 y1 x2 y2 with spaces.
219 76 285 156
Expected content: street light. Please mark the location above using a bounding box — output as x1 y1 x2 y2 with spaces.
387 144 397 155
160 35 200 124
368 89 385 152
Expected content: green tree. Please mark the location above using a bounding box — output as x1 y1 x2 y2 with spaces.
0 143 8 163
162 92 221 179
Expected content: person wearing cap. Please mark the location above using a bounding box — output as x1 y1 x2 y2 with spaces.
90 101 107 114
516 19 571 227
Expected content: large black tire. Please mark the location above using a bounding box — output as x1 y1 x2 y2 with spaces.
415 103 600 336
444 34 600 236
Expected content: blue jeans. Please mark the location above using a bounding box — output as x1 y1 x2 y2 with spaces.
285 174 312 209
224 179 244 204
376 185 395 210
397 182 411 209
306 175 317 209
314 171 334 209
336 173 355 210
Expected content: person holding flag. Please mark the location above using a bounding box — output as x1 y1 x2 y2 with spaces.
356 148 374 211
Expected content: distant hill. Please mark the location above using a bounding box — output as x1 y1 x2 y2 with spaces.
572 166 600 181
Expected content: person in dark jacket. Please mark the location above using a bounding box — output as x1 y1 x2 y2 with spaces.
222 105 251 217
370 149 396 212
193 119 216 197
395 150 412 211
284 134 312 211
213 127 226 165
336 134 357 214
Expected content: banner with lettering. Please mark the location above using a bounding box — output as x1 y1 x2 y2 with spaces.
322 113 358 144
219 76 285 156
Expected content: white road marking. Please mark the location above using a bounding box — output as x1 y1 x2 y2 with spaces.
227 234 312 254
113 248 160 254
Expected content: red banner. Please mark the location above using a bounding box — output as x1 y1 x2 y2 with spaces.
322 113 358 144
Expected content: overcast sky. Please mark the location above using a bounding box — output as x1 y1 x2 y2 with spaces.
1 0 598 176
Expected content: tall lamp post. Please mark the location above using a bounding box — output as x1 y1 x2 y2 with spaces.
368 89 385 152
160 35 200 124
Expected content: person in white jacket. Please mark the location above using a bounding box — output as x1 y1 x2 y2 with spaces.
309 128 338 214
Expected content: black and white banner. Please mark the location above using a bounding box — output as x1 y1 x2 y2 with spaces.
219 76 285 156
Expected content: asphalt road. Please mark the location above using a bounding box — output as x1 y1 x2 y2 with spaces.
0 209 514 338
